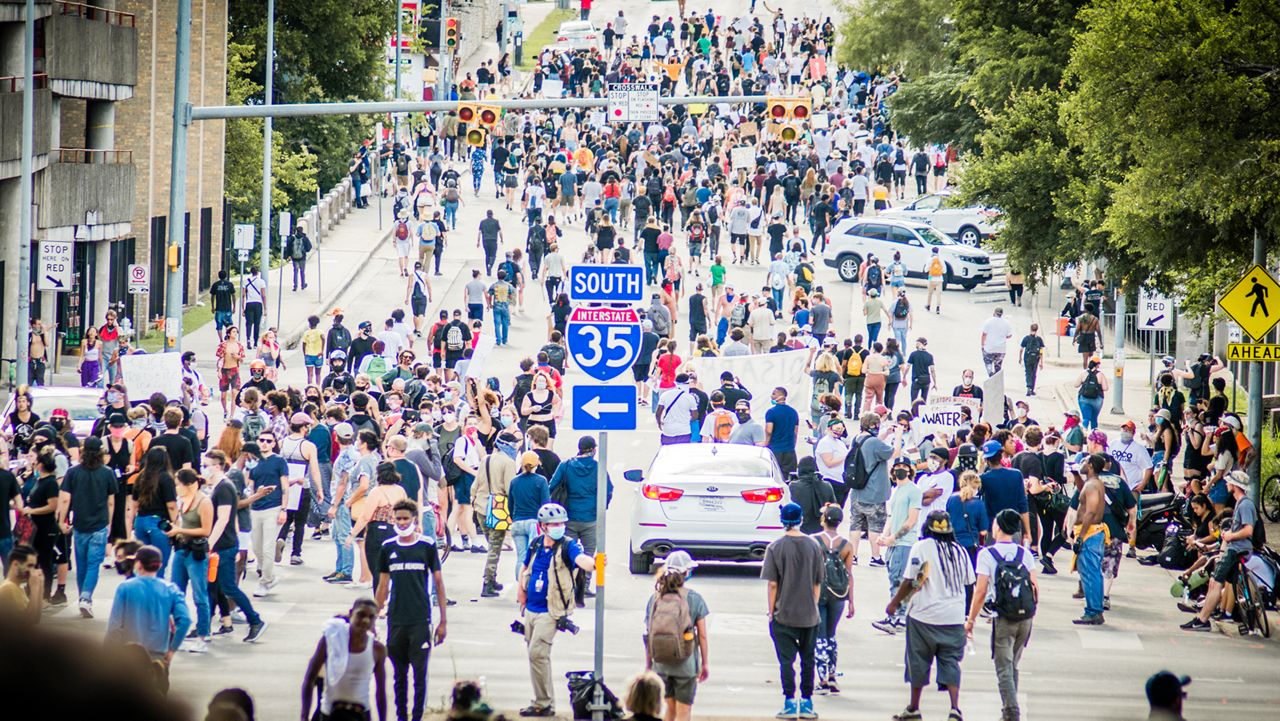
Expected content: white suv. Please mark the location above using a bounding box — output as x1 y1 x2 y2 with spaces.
821 218 993 290
878 191 1002 246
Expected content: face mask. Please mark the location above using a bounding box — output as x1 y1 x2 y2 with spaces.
115 561 132 576
245 460 259 471
431 411 443 423
499 415 514 428
388 400 402 410
394 523 416 538
534 380 549 390
1120 431 1134 443
251 371 264 379
132 418 147 429
927 458 941 472
869 425 880 436
546 525 567 541
771 398 780 406
893 469 910 480
107 392 122 404
443 412 457 423
110 427 126 439
307 395 321 404
1017 409 1028 417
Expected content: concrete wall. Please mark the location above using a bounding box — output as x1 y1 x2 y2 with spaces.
455 0 502 66
0 87 51 163
37 159 135 228
44 12 138 88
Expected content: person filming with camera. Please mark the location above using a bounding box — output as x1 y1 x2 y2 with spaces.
516 502 599 718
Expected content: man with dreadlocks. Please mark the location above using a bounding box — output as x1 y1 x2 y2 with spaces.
885 511 974 721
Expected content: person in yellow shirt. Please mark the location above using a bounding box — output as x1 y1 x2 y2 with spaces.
925 248 945 314
301 315 326 386
872 182 891 213
573 146 595 173
0 545 43 624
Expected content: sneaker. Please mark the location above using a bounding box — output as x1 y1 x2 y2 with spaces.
871 616 899 635
290 555 304 566
798 698 818 719
213 624 236 636
1180 618 1211 632
481 582 501 598
49 590 68 606
183 639 210 654
231 609 248 624
1125 547 1137 559
348 581 372 590
275 539 285 563
1176 602 1200 614
470 544 487 553
451 542 468 552
869 557 886 568
253 584 270 598
265 577 279 590
78 599 93 619
1072 588 1085 600
1103 597 1111 611
326 573 353 584
892 708 923 721
1041 557 1058 575
775 698 799 719
243 621 268 643
826 679 840 695
1072 614 1105 626
518 705 555 717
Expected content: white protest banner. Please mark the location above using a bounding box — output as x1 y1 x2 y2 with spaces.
463 332 497 385
982 370 1006 426
684 348 811 419
911 395 983 437
731 146 755 171
542 77 563 98
119 352 185 402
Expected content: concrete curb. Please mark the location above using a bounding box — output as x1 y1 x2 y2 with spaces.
279 226 393 351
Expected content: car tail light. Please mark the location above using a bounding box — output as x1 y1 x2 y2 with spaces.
642 484 684 501
741 487 784 504
585 34 597 39
557 36 568 42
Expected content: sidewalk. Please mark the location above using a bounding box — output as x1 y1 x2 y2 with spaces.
179 202 392 366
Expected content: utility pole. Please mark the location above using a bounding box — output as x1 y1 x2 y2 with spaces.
394 1 402 147
592 431 608 721
1110 285 1126 415
259 0 276 294
15 0 35 383
1246 228 1266 504
164 0 192 351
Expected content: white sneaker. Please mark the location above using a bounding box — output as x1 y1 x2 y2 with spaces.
347 581 372 590
183 639 210 654
78 599 93 619
230 609 248 624
264 577 279 590
253 584 270 598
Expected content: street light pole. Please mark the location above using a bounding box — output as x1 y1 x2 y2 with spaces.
259 0 276 295
1110 287 1126 415
394 1 402 146
1246 228 1266 504
15 0 35 383
164 0 192 351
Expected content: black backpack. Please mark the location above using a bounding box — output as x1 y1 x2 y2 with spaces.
842 434 880 490
991 546 1037 621
866 265 882 287
541 343 567 373
820 537 850 603
1158 529 1193 571
1079 369 1103 399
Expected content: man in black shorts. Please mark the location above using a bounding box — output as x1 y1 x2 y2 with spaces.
634 319 659 406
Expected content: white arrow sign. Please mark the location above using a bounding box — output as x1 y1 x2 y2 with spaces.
580 396 629 419
37 240 74 292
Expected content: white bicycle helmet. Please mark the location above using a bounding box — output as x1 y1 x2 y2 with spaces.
537 502 568 524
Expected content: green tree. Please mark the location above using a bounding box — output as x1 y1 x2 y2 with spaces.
886 72 983 152
223 41 318 225
836 0 954 75
228 0 396 198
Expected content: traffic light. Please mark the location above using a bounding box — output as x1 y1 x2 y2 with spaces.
456 102 477 124
466 127 487 147
766 98 811 122
790 99 811 121
477 105 501 128
769 122 801 143
444 17 458 50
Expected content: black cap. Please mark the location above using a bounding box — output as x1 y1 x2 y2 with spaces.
892 456 915 468
1145 671 1190 709
578 435 597 453
109 417 128 428
929 447 951 462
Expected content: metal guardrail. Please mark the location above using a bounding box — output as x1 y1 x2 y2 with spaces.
55 147 133 164
0 73 47 92
56 0 135 27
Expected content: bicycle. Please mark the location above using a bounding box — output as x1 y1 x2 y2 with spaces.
1234 553 1272 638
1262 452 1280 523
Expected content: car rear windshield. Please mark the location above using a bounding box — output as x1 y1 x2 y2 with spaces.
651 455 773 478
31 395 101 421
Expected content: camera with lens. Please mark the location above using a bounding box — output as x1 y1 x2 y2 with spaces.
555 617 580 635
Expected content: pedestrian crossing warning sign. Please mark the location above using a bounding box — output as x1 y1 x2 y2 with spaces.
1226 343 1280 362
1219 264 1280 341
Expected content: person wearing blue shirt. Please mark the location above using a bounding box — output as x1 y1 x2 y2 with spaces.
246 433 290 597
510 452 551 586
106 545 191 663
548 435 613 595
764 387 801 479
978 440 1030 541
517 503 597 717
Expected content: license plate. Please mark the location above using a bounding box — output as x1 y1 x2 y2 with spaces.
699 497 725 512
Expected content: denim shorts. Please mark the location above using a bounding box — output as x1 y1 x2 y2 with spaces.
304 354 322 367
455 472 475 506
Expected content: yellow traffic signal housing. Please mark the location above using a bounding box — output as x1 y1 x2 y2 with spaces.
444 18 459 49
456 102 478 124
789 99 811 121
477 105 501 128
767 98 789 121
766 98 811 122
777 124 800 143
466 127 488 147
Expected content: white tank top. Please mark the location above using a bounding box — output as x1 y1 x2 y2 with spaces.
281 436 307 481
323 637 373 713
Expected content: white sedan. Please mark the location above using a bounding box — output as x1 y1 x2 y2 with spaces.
554 21 602 52
627 443 790 574
879 191 1002 246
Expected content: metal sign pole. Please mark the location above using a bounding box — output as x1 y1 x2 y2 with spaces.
276 230 285 331
1246 228 1266 504
237 256 245 334
592 430 608 721
316 186 323 302
15 0 35 384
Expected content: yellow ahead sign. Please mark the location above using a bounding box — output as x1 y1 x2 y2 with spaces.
1219 264 1280 340
1226 343 1280 362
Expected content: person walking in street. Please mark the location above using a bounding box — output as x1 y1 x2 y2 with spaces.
1074 356 1108 430
477 210 504 276
1018 325 1044 396
762 502 825 720
965 509 1039 721
203 449 267 642
847 412 895 567
301 599 388 721
548 436 613 597
884 512 974 721
979 307 1013 377
286 226 313 291
105 545 192 665
56 437 118 619
1066 454 1109 625
872 457 923 634
243 269 267 348
475 428 519 597
764 387 801 479
278 413 323 567
643 550 710 721
166 468 213 653
812 506 854 694
517 502 597 717
376 499 448 721
246 431 290 597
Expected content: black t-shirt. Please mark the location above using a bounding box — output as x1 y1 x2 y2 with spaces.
906 350 934 381
1012 451 1045 483
210 279 235 312
392 458 422 504
0 469 19 538
211 478 239 552
132 472 177 517
719 384 752 411
640 226 662 253
378 537 441 626
27 474 60 535
8 412 40 454
1020 334 1044 361
150 432 194 470
533 448 560 484
61 465 120 533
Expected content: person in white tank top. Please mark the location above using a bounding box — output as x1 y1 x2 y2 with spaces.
302 599 387 721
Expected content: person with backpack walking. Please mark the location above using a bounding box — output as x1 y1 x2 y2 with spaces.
517 502 598 718
965 509 1039 721
790 457 836 535
762 502 825 720
924 249 945 314
872 457 923 635
1074 356 1108 430
474 429 519 598
548 436 613 596
884 511 974 721
285 227 312 291
812 506 854 695
700 391 737 444
643 550 709 721
845 412 895 567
